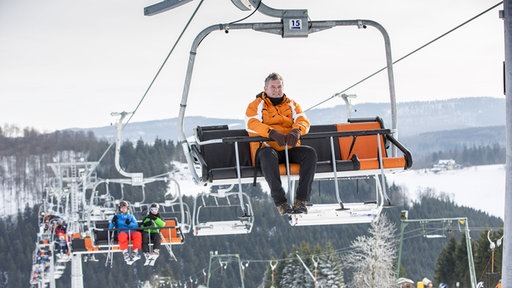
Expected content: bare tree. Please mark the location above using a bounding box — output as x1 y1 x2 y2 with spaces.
344 215 397 287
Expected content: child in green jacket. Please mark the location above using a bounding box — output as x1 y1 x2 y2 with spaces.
141 203 165 265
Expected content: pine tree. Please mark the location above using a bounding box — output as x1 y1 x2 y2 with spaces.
344 215 397 287
267 242 346 288
314 243 345 288
434 236 457 286
454 234 471 286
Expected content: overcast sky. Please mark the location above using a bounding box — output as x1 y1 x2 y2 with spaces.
0 0 505 133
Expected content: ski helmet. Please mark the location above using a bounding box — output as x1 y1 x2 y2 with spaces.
150 203 159 209
119 200 129 208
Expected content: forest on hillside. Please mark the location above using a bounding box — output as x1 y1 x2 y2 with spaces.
0 193 503 287
0 126 505 287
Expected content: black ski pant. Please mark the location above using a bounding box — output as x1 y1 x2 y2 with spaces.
142 231 161 253
257 146 317 206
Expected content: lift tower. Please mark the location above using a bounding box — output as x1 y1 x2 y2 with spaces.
48 159 99 288
396 212 477 288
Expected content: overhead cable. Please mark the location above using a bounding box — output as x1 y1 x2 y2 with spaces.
306 1 503 111
89 0 205 171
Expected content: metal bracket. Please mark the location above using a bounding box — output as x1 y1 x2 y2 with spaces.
282 9 309 38
144 0 193 16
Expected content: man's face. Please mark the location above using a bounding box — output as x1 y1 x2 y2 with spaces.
264 79 284 98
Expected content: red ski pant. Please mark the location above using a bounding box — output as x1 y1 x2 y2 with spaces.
117 231 142 251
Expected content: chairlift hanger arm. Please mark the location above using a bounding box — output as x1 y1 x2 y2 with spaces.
144 0 194 16
178 18 396 142
144 0 308 24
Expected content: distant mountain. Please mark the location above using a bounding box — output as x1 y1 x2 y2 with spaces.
308 96 505 136
73 97 506 158
76 117 245 143
401 125 506 157
75 97 504 141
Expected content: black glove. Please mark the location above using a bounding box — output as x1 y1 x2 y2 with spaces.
148 213 157 220
125 218 131 225
286 129 301 147
269 130 286 146
112 215 118 224
143 221 152 227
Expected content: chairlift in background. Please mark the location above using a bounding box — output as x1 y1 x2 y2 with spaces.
192 189 254 236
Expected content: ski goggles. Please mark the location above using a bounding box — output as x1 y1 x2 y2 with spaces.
150 207 158 213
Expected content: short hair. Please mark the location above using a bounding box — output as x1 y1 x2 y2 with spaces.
264 72 284 86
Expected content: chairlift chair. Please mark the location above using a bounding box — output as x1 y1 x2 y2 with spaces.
192 190 254 236
176 5 412 228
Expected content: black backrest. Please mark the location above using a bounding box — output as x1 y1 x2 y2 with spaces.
93 220 111 244
196 126 252 169
301 124 342 162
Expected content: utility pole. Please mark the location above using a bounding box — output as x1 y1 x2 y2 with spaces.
502 0 512 286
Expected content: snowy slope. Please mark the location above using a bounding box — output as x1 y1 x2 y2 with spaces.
386 164 505 219
172 162 506 219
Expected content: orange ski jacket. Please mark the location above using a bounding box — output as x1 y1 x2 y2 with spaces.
245 92 310 152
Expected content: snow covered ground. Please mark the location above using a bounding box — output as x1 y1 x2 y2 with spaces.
386 164 505 219
172 162 506 219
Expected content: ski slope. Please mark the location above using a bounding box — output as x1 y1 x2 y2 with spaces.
173 162 506 219
386 164 505 219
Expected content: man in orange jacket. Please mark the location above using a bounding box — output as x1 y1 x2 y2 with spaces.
245 72 317 215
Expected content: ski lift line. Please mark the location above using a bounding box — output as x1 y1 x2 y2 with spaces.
296 253 318 284
397 217 478 287
401 225 503 235
124 0 205 127
174 244 370 285
171 224 503 285
401 228 504 242
477 256 496 282
177 252 350 286
83 0 205 176
305 1 503 113
227 0 262 25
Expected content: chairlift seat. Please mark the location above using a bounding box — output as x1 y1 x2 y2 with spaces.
192 191 254 236
194 125 253 182
288 202 381 226
160 218 185 244
337 118 411 171
92 220 119 250
193 124 364 183
192 118 411 184
189 118 411 227
193 220 253 236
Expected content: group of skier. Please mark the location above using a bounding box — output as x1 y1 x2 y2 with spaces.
108 201 166 265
